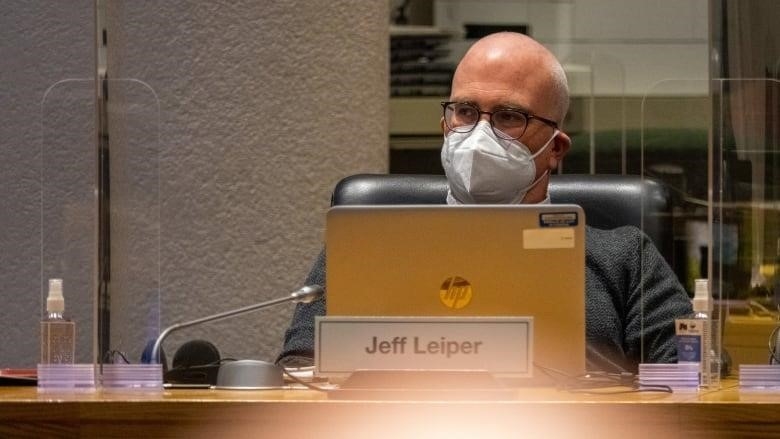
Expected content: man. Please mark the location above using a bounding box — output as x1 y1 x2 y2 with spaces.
277 32 692 373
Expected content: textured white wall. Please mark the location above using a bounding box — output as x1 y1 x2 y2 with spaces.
0 0 388 367
1 1 97 365
104 0 389 363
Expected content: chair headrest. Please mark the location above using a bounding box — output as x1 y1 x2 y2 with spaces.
330 173 674 261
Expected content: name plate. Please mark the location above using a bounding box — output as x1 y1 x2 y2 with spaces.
315 316 533 378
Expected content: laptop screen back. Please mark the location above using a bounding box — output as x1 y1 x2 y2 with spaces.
325 204 586 379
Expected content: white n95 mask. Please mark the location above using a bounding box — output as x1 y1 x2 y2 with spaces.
441 120 558 204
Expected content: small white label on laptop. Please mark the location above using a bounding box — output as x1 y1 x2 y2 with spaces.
315 316 533 378
523 227 575 249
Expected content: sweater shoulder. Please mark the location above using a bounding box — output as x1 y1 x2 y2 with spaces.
585 225 644 258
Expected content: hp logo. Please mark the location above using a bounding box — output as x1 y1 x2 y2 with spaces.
439 276 473 309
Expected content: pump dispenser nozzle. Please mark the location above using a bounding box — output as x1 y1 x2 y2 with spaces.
47 278 65 314
692 278 711 313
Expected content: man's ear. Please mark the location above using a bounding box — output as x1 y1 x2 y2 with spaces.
547 131 571 170
440 116 447 135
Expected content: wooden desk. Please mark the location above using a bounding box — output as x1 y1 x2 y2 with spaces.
2 379 780 438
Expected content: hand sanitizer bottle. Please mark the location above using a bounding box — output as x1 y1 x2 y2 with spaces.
40 279 75 364
692 279 720 389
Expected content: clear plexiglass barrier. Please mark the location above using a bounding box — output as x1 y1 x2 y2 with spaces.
41 78 161 388
640 78 780 384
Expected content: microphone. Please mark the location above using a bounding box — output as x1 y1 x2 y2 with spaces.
165 339 222 385
171 339 221 370
150 285 324 365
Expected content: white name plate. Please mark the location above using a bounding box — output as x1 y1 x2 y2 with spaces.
315 316 533 378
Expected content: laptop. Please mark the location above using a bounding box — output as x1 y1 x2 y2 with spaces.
324 204 586 382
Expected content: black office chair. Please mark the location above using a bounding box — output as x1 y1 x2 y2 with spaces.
331 173 674 264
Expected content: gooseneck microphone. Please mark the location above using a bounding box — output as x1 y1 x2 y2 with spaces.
150 285 324 364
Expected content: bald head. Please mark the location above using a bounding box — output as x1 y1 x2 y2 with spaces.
443 32 572 204
452 32 569 124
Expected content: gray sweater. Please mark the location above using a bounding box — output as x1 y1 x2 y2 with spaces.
277 225 693 373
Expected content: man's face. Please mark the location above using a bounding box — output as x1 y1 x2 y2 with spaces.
441 42 571 204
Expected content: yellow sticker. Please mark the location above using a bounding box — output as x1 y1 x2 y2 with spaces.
523 228 575 249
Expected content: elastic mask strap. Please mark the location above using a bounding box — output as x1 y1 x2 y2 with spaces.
528 129 559 159
510 169 550 204
509 130 559 203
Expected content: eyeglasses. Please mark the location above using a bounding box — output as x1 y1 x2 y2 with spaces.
441 101 559 140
